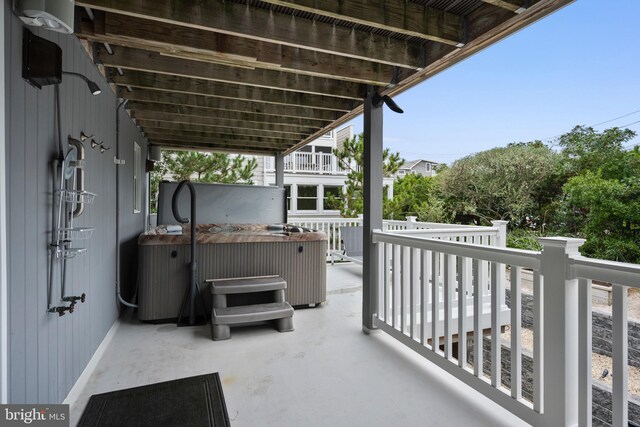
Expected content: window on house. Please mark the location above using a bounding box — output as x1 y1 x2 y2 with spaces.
425 163 431 172
315 146 332 154
323 186 341 210
285 185 291 211
297 185 317 210
398 170 405 176
133 142 142 213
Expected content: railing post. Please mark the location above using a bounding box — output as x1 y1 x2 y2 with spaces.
357 214 364 226
406 216 417 230
490 220 508 248
491 220 508 306
538 237 584 426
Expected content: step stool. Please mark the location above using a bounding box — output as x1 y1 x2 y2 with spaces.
207 275 294 341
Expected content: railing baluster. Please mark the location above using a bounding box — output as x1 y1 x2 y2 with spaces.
491 261 502 388
474 258 484 377
432 251 440 354
386 243 392 323
458 256 471 368
401 246 407 334
533 271 543 413
578 278 592 427
378 240 385 320
393 244 400 330
444 254 455 359
510 266 522 400
421 249 428 346
410 248 416 340
612 284 628 427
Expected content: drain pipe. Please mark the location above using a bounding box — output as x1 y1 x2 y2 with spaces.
115 98 137 308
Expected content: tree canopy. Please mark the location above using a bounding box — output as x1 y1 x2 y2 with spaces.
330 133 403 217
438 143 562 227
150 150 257 213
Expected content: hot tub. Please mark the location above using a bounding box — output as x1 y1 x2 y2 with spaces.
137 224 327 321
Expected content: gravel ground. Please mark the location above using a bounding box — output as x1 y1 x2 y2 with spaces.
503 269 640 398
501 327 640 396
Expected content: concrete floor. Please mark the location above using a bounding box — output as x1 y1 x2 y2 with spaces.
68 263 529 426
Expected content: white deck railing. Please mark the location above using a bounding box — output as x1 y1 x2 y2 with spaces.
265 152 350 175
571 254 640 427
289 216 506 257
369 231 638 426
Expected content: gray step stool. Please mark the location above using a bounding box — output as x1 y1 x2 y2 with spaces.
207 275 294 340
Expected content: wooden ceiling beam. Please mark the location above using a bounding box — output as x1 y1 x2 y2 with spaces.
145 132 292 148
137 120 307 141
259 0 464 46
111 71 357 112
76 12 409 86
148 139 283 156
119 88 343 122
147 134 289 150
126 101 333 126
480 0 529 13
76 0 426 69
98 45 364 99
130 111 319 135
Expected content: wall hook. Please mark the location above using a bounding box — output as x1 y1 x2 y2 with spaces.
90 139 101 149
100 145 111 154
80 131 94 142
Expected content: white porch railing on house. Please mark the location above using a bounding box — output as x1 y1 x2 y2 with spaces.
265 152 350 175
370 230 638 426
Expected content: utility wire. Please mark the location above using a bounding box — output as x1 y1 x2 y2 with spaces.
397 108 640 162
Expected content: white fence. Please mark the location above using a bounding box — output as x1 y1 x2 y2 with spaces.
370 231 638 426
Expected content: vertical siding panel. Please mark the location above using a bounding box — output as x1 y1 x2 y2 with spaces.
24 59 39 404
47 30 60 404
36 78 52 403
9 13 27 404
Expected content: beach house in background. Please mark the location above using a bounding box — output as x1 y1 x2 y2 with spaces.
396 159 441 178
257 125 394 218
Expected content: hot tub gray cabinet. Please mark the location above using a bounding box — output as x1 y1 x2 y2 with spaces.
137 224 327 321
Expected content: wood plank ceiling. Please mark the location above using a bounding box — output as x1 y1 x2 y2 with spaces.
75 0 573 155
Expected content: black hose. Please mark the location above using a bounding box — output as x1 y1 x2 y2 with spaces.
171 180 198 325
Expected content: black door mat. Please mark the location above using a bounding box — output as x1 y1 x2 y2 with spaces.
78 373 230 427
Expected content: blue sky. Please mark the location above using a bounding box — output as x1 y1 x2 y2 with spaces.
346 0 640 164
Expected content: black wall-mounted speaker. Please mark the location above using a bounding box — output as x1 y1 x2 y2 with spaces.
22 28 62 89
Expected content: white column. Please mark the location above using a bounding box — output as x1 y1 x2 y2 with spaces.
362 86 383 333
290 184 298 213
275 153 284 188
538 237 584 426
318 184 324 212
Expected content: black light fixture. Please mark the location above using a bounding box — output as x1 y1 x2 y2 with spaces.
372 92 404 114
62 71 101 96
22 28 101 96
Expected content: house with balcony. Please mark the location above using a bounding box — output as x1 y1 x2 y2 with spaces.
2 1 638 427
254 126 395 218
